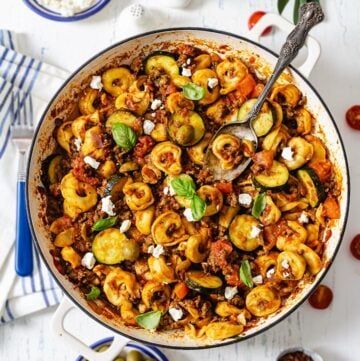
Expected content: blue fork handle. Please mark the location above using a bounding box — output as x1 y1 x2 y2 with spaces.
15 180 33 276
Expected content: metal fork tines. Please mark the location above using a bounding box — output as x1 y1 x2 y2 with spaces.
11 91 34 178
11 90 34 276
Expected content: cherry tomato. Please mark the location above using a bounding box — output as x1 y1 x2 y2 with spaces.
248 11 272 36
308 284 333 309
346 105 360 130
350 234 360 260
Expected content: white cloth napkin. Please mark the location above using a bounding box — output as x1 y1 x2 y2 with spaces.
0 29 69 323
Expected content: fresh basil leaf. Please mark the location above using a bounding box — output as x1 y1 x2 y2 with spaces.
251 192 266 219
181 82 206 101
239 260 253 288
92 216 118 232
171 174 196 198
135 310 162 330
190 195 206 221
277 0 290 14
293 0 300 24
86 286 101 300
112 123 137 150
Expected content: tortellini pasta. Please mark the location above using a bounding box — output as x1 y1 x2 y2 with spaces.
211 133 243 170
246 285 281 317
60 173 97 217
123 182 154 211
150 141 182 175
151 211 187 246
216 56 248 94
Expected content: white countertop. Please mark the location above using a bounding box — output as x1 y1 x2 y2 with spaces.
1 0 360 360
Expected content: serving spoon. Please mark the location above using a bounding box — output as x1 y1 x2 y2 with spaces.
205 2 324 181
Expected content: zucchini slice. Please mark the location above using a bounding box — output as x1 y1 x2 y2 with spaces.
145 52 179 78
238 99 275 137
92 228 139 264
297 168 325 207
185 271 223 294
48 155 64 184
104 175 129 202
253 161 289 190
168 111 205 146
106 110 138 131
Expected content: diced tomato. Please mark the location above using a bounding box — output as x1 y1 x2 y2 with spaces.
350 234 360 260
322 196 340 219
346 105 360 130
309 161 332 183
174 282 189 299
308 284 333 309
236 74 256 97
215 182 233 194
208 240 233 269
248 11 272 36
252 150 274 171
250 83 265 98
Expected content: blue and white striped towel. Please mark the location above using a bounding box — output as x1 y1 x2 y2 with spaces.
0 30 70 323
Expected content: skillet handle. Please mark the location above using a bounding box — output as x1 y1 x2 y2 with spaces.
52 297 128 361
247 12 321 78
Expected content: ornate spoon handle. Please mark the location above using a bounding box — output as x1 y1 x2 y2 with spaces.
247 2 324 124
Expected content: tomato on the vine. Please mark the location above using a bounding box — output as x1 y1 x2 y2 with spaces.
350 234 360 260
346 105 360 130
248 11 272 36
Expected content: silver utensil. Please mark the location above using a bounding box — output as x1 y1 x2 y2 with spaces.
11 92 34 276
205 2 324 181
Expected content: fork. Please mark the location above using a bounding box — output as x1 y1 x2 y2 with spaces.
11 92 34 276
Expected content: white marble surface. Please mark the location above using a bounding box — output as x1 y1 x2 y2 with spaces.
1 0 360 360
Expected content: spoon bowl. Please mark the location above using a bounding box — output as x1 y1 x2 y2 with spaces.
205 121 257 181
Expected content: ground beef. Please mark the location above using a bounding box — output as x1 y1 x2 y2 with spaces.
72 156 100 186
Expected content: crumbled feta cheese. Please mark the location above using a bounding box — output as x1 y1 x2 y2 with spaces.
37 0 97 17
169 307 183 322
207 77 219 89
169 185 176 196
143 119 155 135
147 245 154 254
224 286 238 300
250 225 261 238
81 252 96 270
163 186 169 195
74 137 82 151
186 58 191 65
281 146 294 161
252 275 263 285
181 67 192 77
101 196 116 216
84 156 100 169
90 75 103 90
119 220 131 233
151 112 156 117
151 99 162 110
238 193 252 206
237 312 247 326
298 212 309 223
281 259 290 269
151 245 165 258
183 208 195 222
266 267 275 278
